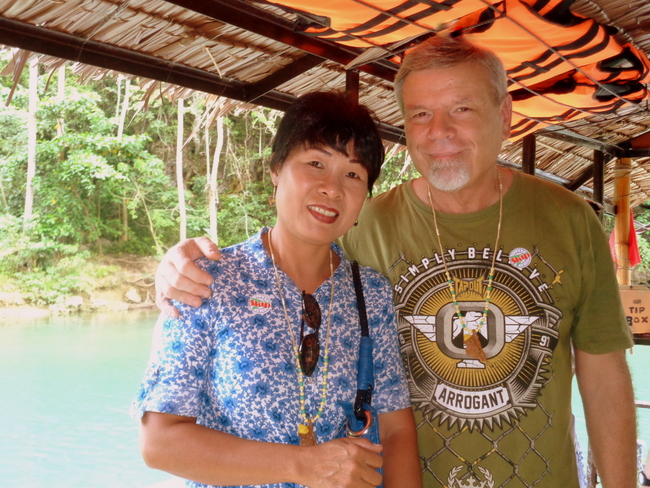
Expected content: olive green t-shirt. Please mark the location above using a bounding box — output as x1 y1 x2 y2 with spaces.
341 170 632 488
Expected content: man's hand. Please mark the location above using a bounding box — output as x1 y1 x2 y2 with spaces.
155 237 222 318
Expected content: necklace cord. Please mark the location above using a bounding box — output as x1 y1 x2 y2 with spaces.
268 228 334 427
427 170 503 334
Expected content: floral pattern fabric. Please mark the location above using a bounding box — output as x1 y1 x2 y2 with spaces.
132 228 411 488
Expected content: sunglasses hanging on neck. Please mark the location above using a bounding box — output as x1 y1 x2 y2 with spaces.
299 291 321 377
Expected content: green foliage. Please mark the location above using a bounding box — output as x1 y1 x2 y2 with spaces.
0 213 90 305
0 55 428 306
105 238 158 256
14 252 92 307
217 181 276 248
631 209 650 274
2 82 183 251
0 101 27 213
0 214 74 271
374 149 419 195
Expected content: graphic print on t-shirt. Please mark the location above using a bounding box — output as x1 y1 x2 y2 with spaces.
393 244 562 430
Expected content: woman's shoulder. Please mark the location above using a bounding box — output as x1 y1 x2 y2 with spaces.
346 260 392 297
349 263 397 330
333 246 393 300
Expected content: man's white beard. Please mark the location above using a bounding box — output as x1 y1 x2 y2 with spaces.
427 158 470 192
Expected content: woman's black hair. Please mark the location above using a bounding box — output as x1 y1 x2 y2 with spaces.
270 91 385 193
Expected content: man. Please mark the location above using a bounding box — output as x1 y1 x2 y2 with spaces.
155 36 636 487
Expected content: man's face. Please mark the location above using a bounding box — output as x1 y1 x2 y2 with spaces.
402 62 512 193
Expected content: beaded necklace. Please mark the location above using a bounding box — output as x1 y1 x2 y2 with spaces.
267 228 334 446
427 169 503 363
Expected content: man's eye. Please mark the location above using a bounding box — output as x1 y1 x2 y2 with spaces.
410 112 431 122
308 160 323 168
346 172 360 179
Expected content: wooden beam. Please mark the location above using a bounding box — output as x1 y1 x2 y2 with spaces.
377 122 406 145
243 54 324 103
567 166 593 192
0 18 409 144
567 152 613 192
627 148 650 158
0 17 268 107
167 0 398 82
537 126 625 158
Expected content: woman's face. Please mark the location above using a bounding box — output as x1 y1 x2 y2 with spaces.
272 144 369 247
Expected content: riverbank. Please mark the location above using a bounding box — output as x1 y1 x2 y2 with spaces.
0 254 160 319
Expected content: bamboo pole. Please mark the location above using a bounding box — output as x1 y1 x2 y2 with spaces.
614 158 632 285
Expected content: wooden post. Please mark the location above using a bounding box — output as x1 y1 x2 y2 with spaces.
614 158 632 285
522 134 536 175
592 150 604 222
346 70 359 105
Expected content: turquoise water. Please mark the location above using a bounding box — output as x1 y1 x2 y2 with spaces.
0 311 172 488
0 311 648 487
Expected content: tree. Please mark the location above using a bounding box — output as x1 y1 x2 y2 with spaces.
207 102 225 244
176 97 187 241
22 57 37 233
0 50 432 307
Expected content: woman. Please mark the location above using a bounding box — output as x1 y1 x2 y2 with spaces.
132 92 421 488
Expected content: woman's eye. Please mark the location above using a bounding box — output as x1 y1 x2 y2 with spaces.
346 172 360 179
308 160 323 168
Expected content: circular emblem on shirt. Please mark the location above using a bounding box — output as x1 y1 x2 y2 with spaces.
249 294 273 315
394 246 562 430
508 247 532 269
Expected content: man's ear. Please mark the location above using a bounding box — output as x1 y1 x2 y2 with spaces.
501 94 513 141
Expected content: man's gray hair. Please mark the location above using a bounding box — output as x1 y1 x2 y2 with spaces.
394 35 508 113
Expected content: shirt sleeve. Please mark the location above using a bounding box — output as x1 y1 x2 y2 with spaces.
571 204 633 353
131 301 216 420
359 267 412 414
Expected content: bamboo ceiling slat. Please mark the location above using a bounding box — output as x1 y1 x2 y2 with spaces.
1 0 650 204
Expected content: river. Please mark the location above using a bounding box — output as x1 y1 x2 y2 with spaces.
0 310 171 488
0 311 648 487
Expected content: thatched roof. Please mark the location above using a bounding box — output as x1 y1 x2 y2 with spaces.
1 0 649 206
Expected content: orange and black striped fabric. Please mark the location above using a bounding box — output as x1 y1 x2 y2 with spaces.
267 0 650 140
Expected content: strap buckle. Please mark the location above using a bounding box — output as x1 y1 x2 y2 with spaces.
346 409 372 438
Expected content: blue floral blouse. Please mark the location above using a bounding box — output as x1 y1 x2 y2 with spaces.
132 228 411 488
